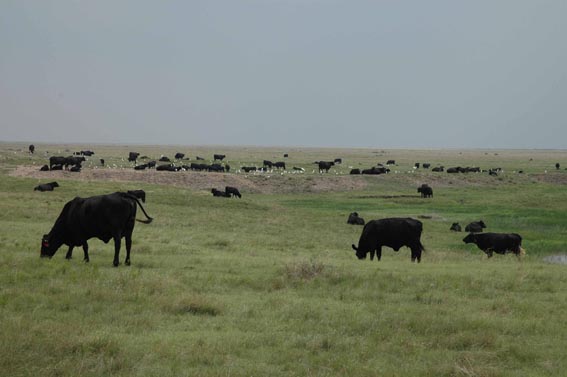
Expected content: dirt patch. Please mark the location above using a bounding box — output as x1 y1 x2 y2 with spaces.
10 165 369 194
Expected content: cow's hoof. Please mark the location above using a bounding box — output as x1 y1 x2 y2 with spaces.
83 258 89 263
113 261 119 267
125 260 131 266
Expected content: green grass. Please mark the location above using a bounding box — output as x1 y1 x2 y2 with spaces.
1 143 567 376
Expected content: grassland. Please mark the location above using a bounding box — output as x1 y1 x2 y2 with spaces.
1 142 566 376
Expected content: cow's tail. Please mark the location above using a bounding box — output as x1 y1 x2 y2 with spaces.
418 240 426 252
123 193 153 224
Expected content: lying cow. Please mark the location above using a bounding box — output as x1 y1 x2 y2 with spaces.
40 165 49 171
450 222 462 232
463 232 524 258
352 218 425 262
40 192 153 266
465 220 486 233
211 188 230 197
347 212 365 225
34 182 59 192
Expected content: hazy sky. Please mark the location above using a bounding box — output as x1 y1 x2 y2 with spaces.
1 1 566 148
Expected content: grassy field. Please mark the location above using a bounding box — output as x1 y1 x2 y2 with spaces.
1 142 567 376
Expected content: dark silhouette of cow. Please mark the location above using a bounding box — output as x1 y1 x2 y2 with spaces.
147 161 156 168
417 184 433 198
432 166 444 172
334 158 342 164
274 161 286 170
225 186 242 198
156 164 179 171
317 161 335 173
29 144 35 154
34 182 59 192
386 160 396 165
242 166 257 173
214 154 226 161
414 163 420 169
40 192 153 266
263 160 273 168
347 212 365 225
450 222 462 232
352 218 425 262
175 153 185 160
350 169 361 174
361 166 389 175
211 188 230 197
100 159 105 166
69 165 81 172
128 152 140 162
463 232 524 258
556 163 560 170
465 220 486 233
422 163 431 169
40 165 49 171
159 156 171 162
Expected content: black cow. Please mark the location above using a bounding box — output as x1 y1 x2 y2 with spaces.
283 153 289 158
347 212 365 225
450 222 462 232
263 160 273 168
334 158 342 164
34 182 59 192
352 218 425 262
175 153 185 160
225 186 242 198
147 161 156 168
214 154 226 161
414 163 420 169
318 161 335 173
127 190 146 203
465 220 486 233
156 164 179 171
134 164 148 170
386 160 396 165
40 192 153 266
274 161 286 170
417 184 433 198
242 166 257 173
40 165 49 171
362 166 389 175
128 152 140 162
422 163 431 169
463 232 524 258
556 163 560 170
159 156 171 162
29 144 35 154
349 168 361 174
432 166 444 172
66 156 85 168
49 156 67 170
51 164 63 171
100 159 105 166
211 188 230 197
447 167 461 173
209 164 225 172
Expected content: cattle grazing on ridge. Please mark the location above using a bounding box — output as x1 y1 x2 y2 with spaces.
450 222 462 232
347 212 365 225
175 153 185 160
352 218 425 262
465 220 486 233
463 232 524 258
34 182 59 192
274 161 286 170
29 144 35 154
156 164 179 171
317 161 335 173
417 184 433 198
263 160 273 168
214 154 226 161
40 192 153 266
128 152 140 162
225 186 242 198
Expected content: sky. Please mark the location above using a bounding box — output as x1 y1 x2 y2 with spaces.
1 1 566 149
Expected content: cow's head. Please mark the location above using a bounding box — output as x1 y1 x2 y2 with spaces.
478 220 487 229
40 234 54 258
351 244 367 260
462 233 477 244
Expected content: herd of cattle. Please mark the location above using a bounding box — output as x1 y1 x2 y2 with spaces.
27 146 540 266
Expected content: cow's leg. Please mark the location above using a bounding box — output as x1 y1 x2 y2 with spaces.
113 236 121 267
82 242 90 263
411 247 422 263
369 250 375 260
485 249 493 258
65 246 74 260
376 247 382 261
124 235 132 266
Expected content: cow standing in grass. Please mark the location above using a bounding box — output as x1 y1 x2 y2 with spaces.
463 232 524 258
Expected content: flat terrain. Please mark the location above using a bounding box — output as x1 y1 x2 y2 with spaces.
1 142 567 376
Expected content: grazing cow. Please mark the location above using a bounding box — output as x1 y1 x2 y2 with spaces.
49 156 67 170
242 166 257 173
347 212 365 225
34 182 59 192
450 222 462 232
40 192 153 266
211 188 230 197
159 156 171 162
66 156 85 168
208 164 225 172
422 163 431 169
417 184 433 198
40 165 49 171
225 186 242 198
463 232 524 258
465 220 486 233
352 218 425 262
100 159 105 166
350 168 361 174
334 158 342 164
386 160 396 165
432 166 444 172
414 163 420 169
317 161 335 173
263 160 273 168
29 144 35 154
274 161 286 170
175 153 185 160
284 153 289 158
127 190 146 203
128 152 140 162
556 163 560 170
214 154 226 161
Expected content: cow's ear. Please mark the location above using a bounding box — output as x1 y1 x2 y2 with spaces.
351 244 358 251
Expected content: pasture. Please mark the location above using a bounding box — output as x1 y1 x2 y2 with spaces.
1 142 567 376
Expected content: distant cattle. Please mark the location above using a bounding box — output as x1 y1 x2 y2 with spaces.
225 186 242 198
34 182 59 192
214 154 226 161
284 153 289 158
40 165 49 171
40 192 153 266
450 222 462 232
447 167 461 173
350 168 361 175
211 188 230 197
156 164 179 171
208 164 225 172
386 160 396 165
263 160 273 168
432 166 444 172
128 152 140 162
422 163 431 169
347 212 365 225
465 220 486 233
147 161 156 168
241 166 257 173
317 161 335 173
361 166 389 175
100 159 105 166
159 156 171 162
352 218 425 262
414 163 420 169
556 163 560 170
76 150 94 156
334 158 342 164
29 144 35 154
463 232 524 258
127 190 146 203
274 161 286 170
134 164 148 170
417 184 433 198
175 153 185 160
